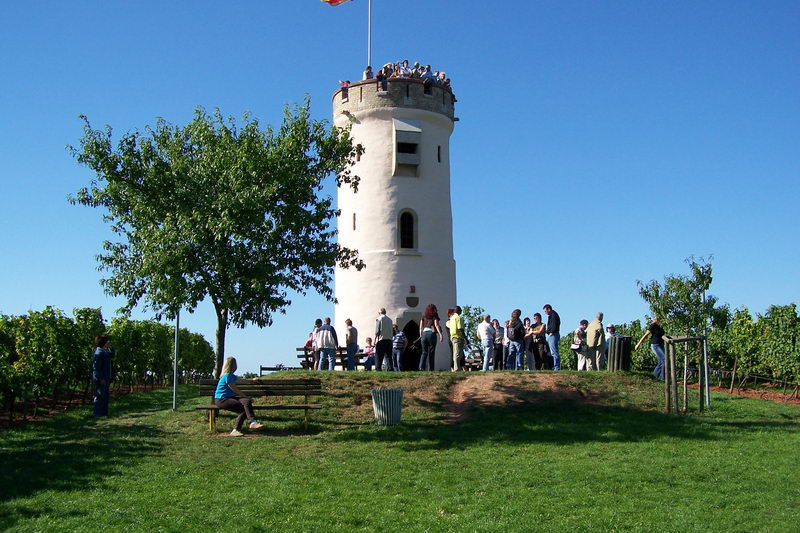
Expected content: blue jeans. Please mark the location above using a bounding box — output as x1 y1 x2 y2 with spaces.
365 355 375 371
392 348 404 371
93 381 110 416
319 347 335 370
420 330 436 370
481 339 494 371
346 343 358 371
652 344 665 380
547 333 561 370
506 340 523 370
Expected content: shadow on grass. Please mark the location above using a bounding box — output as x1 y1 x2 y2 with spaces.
0 389 176 529
333 386 800 452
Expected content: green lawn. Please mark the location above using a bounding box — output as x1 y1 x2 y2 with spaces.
1 371 798 532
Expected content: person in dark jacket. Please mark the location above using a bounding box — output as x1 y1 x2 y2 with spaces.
543 304 562 370
92 334 114 417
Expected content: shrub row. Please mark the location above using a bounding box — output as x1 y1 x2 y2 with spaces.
0 306 214 418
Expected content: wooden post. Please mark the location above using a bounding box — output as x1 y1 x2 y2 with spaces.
683 343 689 414
664 342 672 413
698 343 704 412
670 344 679 415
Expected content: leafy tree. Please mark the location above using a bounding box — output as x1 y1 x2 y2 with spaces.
637 256 727 338
460 305 486 350
70 101 364 375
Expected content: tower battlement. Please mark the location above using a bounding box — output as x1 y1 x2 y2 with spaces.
332 78 455 120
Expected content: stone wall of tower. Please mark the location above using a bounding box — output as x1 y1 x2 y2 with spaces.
333 78 457 371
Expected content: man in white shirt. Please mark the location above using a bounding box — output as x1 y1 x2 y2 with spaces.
477 315 496 371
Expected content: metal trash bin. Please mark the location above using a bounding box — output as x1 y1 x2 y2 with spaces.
371 388 403 425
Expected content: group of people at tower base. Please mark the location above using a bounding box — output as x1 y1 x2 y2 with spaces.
305 303 668 379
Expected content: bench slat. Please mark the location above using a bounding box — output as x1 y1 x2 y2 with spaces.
198 389 323 397
196 404 322 410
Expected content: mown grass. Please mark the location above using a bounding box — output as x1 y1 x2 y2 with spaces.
1 371 798 532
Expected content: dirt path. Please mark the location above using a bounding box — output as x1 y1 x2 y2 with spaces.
443 373 593 422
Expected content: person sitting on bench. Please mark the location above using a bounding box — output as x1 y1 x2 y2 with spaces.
215 356 264 437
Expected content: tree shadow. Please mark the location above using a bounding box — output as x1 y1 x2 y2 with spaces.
0 392 173 529
332 385 800 452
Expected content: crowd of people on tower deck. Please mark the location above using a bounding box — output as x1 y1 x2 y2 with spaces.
338 59 453 93
303 304 668 380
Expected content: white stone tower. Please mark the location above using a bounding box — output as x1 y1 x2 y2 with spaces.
333 77 457 370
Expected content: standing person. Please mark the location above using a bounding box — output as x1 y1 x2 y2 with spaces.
531 313 549 370
419 304 444 371
572 320 590 370
505 309 525 370
374 308 394 371
214 356 264 437
543 304 562 370
635 318 666 380
310 319 322 370
92 334 114 417
315 317 339 370
449 306 466 371
491 319 505 371
478 315 496 371
603 324 620 367
345 318 358 371
391 325 407 372
363 337 376 371
586 312 606 371
523 317 535 370
362 65 373 80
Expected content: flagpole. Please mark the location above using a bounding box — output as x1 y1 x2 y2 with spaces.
367 0 372 68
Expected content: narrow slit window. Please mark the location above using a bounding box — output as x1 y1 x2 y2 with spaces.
352 213 356 231
437 145 441 163
359 86 363 102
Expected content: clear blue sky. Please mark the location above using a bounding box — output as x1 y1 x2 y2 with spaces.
1 1 798 373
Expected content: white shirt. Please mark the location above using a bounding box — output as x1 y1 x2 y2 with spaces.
477 321 496 342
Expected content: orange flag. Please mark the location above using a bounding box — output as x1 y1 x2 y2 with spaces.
321 0 352 5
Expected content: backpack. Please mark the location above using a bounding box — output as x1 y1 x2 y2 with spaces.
507 321 521 341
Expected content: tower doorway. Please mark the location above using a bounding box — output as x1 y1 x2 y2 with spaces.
401 319 421 371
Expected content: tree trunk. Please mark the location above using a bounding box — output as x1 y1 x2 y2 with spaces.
729 359 738 393
214 307 229 378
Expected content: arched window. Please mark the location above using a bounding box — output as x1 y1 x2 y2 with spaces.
399 210 416 249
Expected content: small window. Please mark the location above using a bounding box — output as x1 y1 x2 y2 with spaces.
352 213 356 231
342 87 349 102
359 86 363 102
400 212 415 249
437 145 441 163
397 142 417 154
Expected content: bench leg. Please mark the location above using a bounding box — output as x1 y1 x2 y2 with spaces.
208 409 217 431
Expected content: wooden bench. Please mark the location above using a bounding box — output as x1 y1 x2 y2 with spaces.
296 347 370 370
196 378 322 431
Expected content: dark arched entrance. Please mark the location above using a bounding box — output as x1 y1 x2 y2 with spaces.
402 320 420 371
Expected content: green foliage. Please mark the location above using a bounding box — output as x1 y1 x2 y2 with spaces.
70 100 365 375
460 305 486 348
637 256 724 337
761 304 799 379
0 306 214 415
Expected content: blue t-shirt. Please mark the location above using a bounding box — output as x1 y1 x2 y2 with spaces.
214 373 237 399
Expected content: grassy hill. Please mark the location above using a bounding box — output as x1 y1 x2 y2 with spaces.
1 371 798 532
